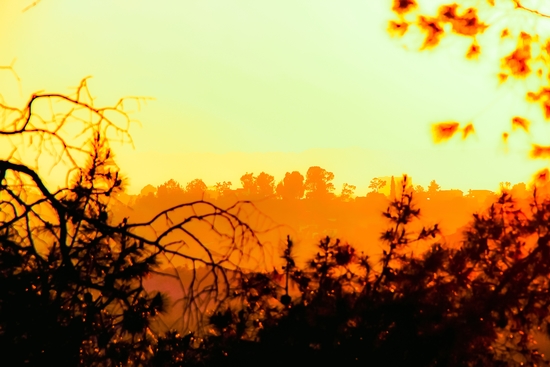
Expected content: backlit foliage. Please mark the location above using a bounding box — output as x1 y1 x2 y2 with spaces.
389 0 550 161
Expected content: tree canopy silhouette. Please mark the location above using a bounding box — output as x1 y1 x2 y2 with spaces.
428 179 441 194
340 182 357 201
240 172 276 199
304 166 335 200
276 171 305 200
369 177 387 193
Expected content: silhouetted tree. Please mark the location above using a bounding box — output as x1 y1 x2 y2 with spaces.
214 181 233 199
428 179 441 195
304 166 335 200
240 172 275 199
240 173 255 197
276 171 305 200
0 79 263 366
255 172 275 198
140 184 157 197
185 178 208 200
415 184 425 193
340 183 356 201
157 179 185 201
368 177 386 193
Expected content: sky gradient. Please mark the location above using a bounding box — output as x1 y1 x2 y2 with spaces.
1 0 547 194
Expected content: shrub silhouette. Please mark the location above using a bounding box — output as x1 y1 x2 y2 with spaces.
182 177 550 367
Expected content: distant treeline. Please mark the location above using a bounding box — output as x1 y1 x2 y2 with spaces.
126 166 531 203
111 168 534 273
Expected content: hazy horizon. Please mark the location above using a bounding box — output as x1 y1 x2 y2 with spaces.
2 0 547 197
113 146 544 195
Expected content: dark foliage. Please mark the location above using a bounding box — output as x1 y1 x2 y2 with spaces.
180 178 550 367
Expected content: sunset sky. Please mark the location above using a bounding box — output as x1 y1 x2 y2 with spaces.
2 0 549 195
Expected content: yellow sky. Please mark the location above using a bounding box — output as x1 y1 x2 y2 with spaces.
1 0 548 194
